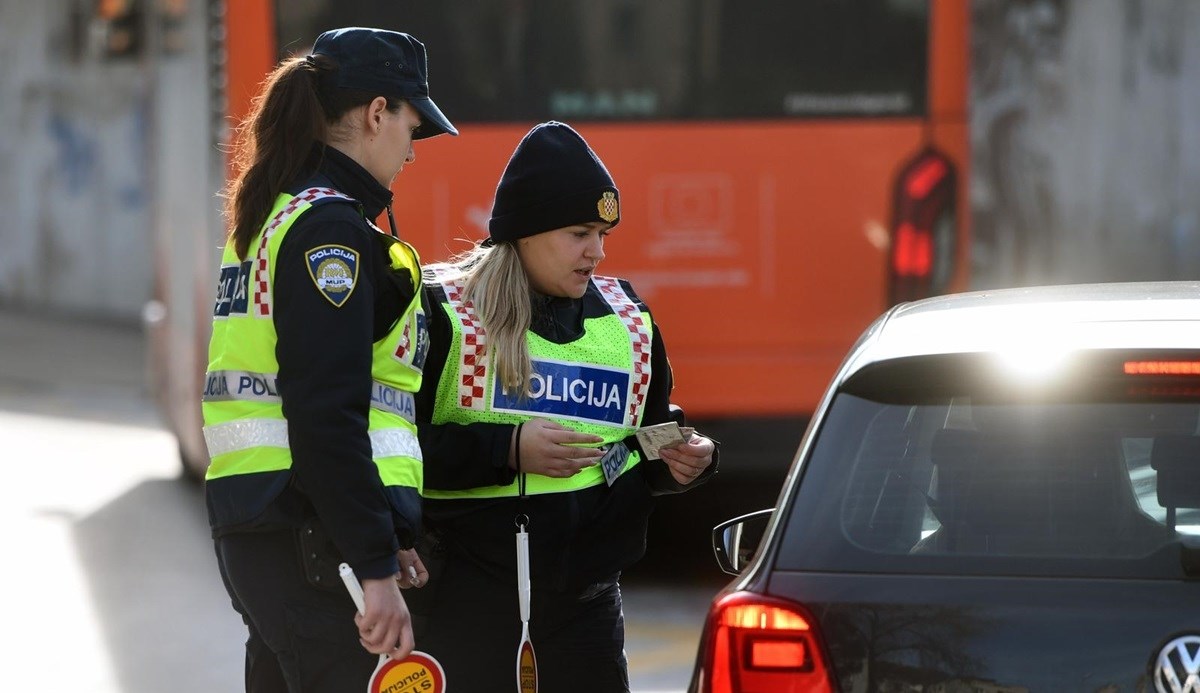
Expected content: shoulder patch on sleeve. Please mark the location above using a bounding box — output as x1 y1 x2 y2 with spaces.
305 244 359 307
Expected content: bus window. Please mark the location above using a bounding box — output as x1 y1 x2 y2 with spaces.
274 1 929 122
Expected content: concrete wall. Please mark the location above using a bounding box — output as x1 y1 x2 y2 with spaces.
971 0 1200 287
0 1 154 320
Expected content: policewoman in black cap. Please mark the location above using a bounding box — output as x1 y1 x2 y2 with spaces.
202 27 455 692
412 122 718 691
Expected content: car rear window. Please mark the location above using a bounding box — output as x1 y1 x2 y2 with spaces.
776 351 1200 578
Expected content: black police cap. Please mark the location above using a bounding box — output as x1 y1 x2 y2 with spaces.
311 27 458 139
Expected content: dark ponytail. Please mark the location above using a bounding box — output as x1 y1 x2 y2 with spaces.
226 56 325 259
224 55 401 259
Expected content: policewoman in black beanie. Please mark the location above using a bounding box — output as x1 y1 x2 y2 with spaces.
411 121 718 692
202 27 455 692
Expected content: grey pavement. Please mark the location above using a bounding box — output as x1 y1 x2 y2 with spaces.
0 309 158 426
0 308 244 691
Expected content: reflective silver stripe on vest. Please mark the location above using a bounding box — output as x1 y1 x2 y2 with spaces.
202 370 281 402
370 382 417 424
203 418 421 461
370 428 423 461
203 418 289 457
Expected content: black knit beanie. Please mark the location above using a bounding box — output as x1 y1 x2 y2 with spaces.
487 121 620 244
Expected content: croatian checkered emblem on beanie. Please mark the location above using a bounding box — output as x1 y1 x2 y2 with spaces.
597 192 618 223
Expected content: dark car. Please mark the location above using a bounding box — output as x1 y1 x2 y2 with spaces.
690 282 1200 693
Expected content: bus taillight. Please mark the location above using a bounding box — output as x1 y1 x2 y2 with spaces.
889 147 958 305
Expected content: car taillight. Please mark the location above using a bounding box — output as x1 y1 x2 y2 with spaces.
889 147 958 305
697 591 836 693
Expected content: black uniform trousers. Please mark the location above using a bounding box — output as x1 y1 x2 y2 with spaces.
214 529 378 693
411 553 630 693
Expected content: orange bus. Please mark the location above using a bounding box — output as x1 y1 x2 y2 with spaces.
154 0 969 479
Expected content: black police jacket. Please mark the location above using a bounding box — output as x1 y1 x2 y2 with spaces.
215 145 422 581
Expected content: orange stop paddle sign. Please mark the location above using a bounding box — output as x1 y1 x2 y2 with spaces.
369 651 446 693
339 563 449 693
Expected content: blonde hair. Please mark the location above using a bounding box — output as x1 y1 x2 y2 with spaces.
424 243 533 393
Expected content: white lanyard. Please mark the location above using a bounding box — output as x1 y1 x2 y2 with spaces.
513 423 539 693
515 517 538 692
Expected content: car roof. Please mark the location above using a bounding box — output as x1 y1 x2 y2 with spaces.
843 281 1200 375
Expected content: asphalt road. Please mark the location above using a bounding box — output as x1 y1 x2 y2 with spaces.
0 309 736 692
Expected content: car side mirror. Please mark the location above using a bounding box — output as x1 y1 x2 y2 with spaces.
712 509 774 576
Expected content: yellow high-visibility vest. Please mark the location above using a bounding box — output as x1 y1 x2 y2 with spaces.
425 273 653 499
202 187 425 527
